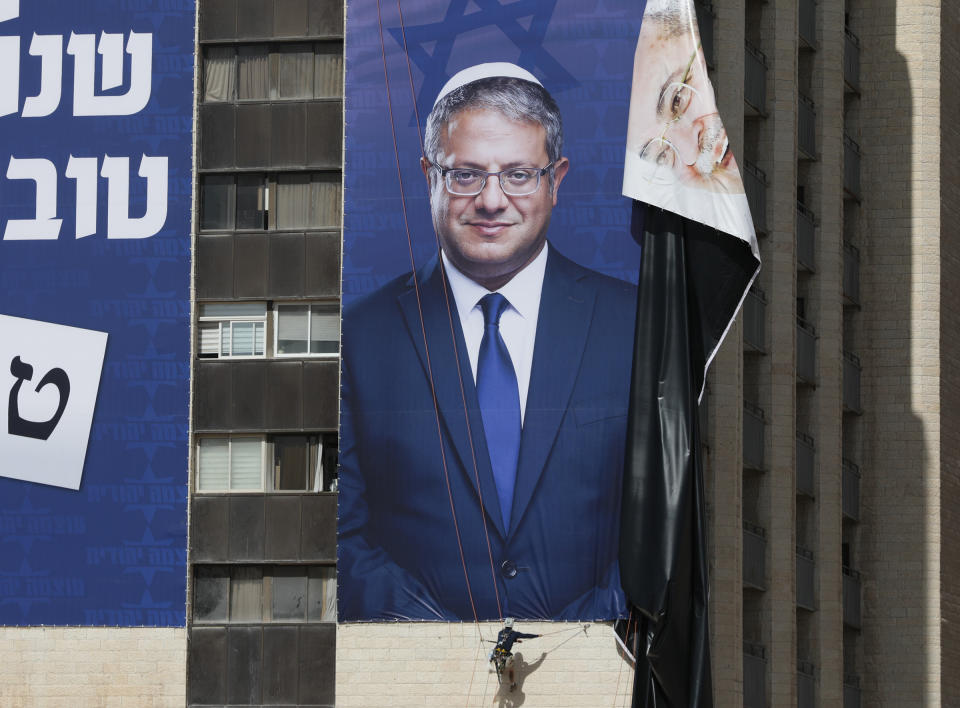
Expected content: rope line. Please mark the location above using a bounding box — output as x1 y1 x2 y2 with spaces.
394 0 504 621
374 0 480 626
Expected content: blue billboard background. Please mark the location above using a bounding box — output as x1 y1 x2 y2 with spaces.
0 0 193 625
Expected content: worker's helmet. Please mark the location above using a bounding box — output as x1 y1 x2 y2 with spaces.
504 617 515 628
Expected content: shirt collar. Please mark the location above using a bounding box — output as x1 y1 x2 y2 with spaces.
441 243 549 321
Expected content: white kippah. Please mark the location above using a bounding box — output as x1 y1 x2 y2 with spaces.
433 62 542 108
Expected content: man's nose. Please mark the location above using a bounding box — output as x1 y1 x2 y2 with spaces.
667 121 701 166
475 173 509 212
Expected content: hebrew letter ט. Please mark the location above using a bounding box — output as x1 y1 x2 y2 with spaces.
101 154 168 239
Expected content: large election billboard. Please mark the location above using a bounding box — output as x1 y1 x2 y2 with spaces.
0 0 193 625
338 0 648 622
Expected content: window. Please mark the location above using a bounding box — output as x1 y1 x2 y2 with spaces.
197 434 338 493
193 565 336 623
196 437 265 491
275 303 340 357
272 432 338 491
202 42 344 103
199 173 341 231
198 303 267 358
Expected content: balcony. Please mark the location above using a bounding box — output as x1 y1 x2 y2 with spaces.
744 160 768 234
744 42 767 115
844 674 861 708
798 94 817 159
797 319 817 385
695 0 716 68
842 458 861 521
796 546 816 610
743 521 767 590
743 287 767 352
796 432 815 497
798 662 816 708
844 134 862 199
743 402 766 471
844 28 860 92
843 242 860 305
843 351 862 414
843 567 862 629
797 203 816 271
743 642 767 708
799 0 816 48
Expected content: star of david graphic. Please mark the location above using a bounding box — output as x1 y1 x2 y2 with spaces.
389 0 577 118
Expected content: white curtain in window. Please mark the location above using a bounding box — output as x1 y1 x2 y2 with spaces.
314 48 343 98
230 438 263 490
197 439 229 491
321 567 336 621
230 567 262 622
198 323 221 357
311 175 341 228
275 174 312 230
310 306 340 353
238 46 269 99
277 305 309 354
200 302 267 318
277 44 313 99
204 47 235 101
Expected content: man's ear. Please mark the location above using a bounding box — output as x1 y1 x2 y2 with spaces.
550 157 570 206
420 157 433 185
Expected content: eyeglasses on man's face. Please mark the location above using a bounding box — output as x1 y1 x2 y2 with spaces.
429 162 555 197
637 44 702 185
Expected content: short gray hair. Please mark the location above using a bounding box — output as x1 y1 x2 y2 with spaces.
423 76 564 167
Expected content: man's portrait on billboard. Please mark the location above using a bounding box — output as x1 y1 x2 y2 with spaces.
338 63 637 621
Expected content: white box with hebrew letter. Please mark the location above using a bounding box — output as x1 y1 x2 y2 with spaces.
0 315 107 489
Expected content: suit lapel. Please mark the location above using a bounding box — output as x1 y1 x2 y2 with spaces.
396 255 507 538
510 251 596 531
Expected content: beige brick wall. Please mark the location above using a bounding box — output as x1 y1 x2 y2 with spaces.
337 622 633 707
0 627 186 708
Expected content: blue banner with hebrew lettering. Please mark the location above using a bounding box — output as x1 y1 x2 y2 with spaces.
0 0 192 625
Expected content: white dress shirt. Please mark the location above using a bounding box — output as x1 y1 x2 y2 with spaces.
441 245 547 425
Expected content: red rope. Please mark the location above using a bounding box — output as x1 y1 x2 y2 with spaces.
374 0 480 626
394 0 504 622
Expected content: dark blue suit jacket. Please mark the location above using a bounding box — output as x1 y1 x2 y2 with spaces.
338 247 636 621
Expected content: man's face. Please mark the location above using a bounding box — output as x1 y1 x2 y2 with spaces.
627 16 742 193
421 108 569 290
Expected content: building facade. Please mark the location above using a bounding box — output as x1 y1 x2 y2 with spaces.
2 0 959 706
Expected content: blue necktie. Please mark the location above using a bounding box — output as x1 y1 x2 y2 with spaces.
477 293 522 530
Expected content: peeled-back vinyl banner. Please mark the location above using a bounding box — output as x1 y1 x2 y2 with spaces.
339 0 753 622
0 0 193 625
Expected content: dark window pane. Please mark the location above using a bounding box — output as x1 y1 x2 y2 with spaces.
273 434 310 490
314 43 343 98
238 45 269 99
322 432 338 491
277 43 313 99
194 566 230 622
276 304 309 354
236 174 266 229
270 567 306 620
307 566 336 621
201 176 235 230
309 304 339 353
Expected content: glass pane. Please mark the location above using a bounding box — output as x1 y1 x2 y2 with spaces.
270 568 307 621
276 305 309 354
309 306 340 354
277 44 313 99
312 174 341 228
198 322 221 358
230 322 255 356
194 567 229 622
314 45 343 98
230 567 263 622
307 437 320 492
321 434 339 492
237 45 269 99
200 302 267 318
254 322 265 356
230 439 263 490
197 439 229 491
203 47 235 101
200 176 235 230
236 174 266 230
308 567 336 621
275 174 312 230
274 435 309 490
